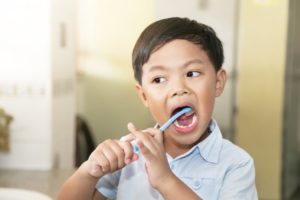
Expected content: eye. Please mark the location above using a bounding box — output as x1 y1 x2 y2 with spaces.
187 71 201 77
152 77 166 84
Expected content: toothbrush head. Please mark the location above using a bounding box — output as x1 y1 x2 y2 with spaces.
159 106 192 132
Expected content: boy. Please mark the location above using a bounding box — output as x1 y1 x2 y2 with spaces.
58 17 258 200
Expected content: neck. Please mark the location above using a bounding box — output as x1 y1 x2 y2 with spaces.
164 128 211 158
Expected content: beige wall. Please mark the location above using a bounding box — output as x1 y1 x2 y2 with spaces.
78 0 155 69
236 0 288 199
77 0 155 142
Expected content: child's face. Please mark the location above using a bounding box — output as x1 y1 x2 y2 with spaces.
136 39 226 154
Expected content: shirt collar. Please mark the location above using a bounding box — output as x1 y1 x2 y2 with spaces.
195 119 223 164
166 119 223 164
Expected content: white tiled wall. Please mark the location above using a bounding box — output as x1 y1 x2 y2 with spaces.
0 83 52 169
0 0 76 170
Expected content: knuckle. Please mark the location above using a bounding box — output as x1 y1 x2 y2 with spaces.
98 142 107 149
138 132 147 139
102 165 109 173
125 142 133 152
106 139 113 143
118 149 125 157
118 162 125 169
109 154 118 163
88 152 95 159
143 129 152 135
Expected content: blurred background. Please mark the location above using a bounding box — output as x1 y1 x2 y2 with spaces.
0 0 299 199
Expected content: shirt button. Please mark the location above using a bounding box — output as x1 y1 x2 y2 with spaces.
193 180 201 189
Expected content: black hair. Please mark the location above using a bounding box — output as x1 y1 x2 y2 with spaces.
132 17 224 84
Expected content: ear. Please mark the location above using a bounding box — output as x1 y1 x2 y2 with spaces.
136 84 149 107
215 69 227 97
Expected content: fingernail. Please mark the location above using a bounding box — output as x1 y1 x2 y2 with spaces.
127 122 135 130
132 154 139 161
120 136 126 141
125 158 131 164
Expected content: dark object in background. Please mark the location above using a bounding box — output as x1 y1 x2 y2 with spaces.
75 115 96 167
0 108 13 152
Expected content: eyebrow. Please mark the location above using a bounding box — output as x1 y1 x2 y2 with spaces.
147 59 204 73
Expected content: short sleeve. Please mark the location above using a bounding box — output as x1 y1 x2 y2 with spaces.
95 170 121 200
219 158 258 200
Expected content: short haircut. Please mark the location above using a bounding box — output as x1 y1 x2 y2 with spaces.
132 17 224 84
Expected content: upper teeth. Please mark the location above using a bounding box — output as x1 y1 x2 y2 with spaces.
185 110 194 116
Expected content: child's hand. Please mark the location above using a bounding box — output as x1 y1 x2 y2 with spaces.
85 137 138 178
127 123 173 190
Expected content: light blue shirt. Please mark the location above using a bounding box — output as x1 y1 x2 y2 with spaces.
96 120 258 200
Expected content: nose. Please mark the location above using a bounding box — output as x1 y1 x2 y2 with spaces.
170 79 189 97
171 88 189 97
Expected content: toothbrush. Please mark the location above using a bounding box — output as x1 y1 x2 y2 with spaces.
159 107 192 132
130 106 192 153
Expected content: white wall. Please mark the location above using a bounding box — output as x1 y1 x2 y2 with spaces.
0 0 76 170
51 0 76 169
0 0 52 170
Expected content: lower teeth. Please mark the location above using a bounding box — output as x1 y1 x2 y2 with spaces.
174 115 196 128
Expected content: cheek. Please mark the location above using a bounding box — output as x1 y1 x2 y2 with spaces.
194 81 216 109
194 79 216 97
146 95 164 112
144 86 166 102
143 89 166 121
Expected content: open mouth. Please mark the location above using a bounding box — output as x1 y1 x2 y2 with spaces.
171 106 198 133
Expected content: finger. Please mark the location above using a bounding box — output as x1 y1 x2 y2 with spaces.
153 128 164 146
100 143 122 172
135 136 158 162
128 123 158 140
120 132 136 142
101 148 118 172
128 123 162 156
141 128 155 136
144 128 164 145
127 122 142 149
105 140 126 169
90 150 110 174
136 138 152 158
139 128 163 152
118 140 136 164
135 132 157 155
127 122 138 136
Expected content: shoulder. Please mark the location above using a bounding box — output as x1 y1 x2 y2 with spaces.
208 120 254 166
220 138 254 167
218 141 258 199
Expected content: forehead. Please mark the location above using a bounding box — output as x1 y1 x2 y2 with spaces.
143 39 211 72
